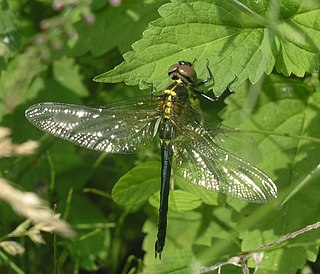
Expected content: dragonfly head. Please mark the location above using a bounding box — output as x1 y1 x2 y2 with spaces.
168 61 197 84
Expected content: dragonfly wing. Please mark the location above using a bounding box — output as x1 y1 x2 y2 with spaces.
174 120 277 203
25 97 162 153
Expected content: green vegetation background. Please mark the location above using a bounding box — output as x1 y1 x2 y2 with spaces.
0 0 319 273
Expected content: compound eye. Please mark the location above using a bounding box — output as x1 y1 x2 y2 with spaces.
168 63 179 75
178 64 197 83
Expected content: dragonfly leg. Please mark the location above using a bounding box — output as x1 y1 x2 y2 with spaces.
193 67 238 103
140 80 159 98
193 89 218 102
193 59 214 87
191 60 218 102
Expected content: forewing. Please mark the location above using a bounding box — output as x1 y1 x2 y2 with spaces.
174 119 277 203
25 97 162 153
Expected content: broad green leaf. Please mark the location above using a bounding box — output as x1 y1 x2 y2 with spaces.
274 3 320 76
73 0 167 55
53 57 89 97
142 207 242 273
112 161 160 206
149 189 201 212
26 76 45 100
175 175 222 206
0 54 45 119
36 78 85 103
191 207 241 265
94 0 320 96
142 211 202 273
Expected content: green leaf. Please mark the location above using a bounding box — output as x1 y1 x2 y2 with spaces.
94 0 320 96
142 206 242 272
0 54 45 119
112 161 160 206
52 57 89 97
175 175 222 206
149 189 201 212
142 211 202 273
73 0 167 56
274 2 320 76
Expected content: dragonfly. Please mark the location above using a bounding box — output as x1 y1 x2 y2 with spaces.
25 61 278 258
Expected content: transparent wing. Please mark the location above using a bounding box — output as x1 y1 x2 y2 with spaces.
173 110 277 203
25 97 163 153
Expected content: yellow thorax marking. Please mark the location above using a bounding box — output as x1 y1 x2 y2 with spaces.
163 85 178 118
160 139 171 145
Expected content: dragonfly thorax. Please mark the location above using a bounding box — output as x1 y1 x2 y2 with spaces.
161 82 191 130
163 82 190 103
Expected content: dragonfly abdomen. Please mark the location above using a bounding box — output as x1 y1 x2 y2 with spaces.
155 138 173 258
156 106 176 257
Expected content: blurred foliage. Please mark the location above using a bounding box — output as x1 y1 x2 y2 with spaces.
0 0 319 273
